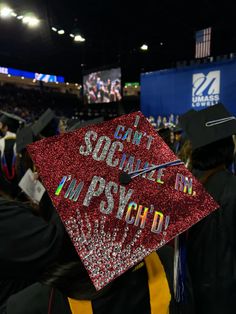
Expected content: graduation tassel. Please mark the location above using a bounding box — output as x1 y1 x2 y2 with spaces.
230 161 235 175
1 153 16 180
174 233 187 303
0 135 17 181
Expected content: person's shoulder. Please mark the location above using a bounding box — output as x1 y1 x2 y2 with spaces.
214 169 236 182
7 283 50 314
206 170 236 194
7 283 70 314
225 171 236 185
0 198 19 212
221 171 236 198
213 170 236 191
0 197 32 214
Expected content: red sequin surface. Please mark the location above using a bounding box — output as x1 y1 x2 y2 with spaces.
28 112 218 290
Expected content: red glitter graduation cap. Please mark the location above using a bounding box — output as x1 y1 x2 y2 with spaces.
27 112 218 290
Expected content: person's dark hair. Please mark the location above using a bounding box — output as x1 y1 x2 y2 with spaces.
158 128 173 149
0 120 19 133
191 136 234 171
178 139 192 169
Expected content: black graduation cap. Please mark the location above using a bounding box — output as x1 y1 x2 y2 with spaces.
179 104 236 150
67 117 104 131
0 111 25 133
16 126 34 153
179 109 196 133
31 109 58 137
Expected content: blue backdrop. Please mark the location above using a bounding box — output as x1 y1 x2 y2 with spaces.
141 59 236 116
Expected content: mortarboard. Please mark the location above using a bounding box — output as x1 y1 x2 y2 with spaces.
67 117 104 132
16 126 34 154
179 109 196 134
0 111 25 133
27 111 218 290
31 109 57 137
180 104 236 150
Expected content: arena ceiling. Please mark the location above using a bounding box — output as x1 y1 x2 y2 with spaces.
0 0 235 82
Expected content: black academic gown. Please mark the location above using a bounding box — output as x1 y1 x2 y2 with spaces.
187 170 236 314
0 197 66 306
2 247 194 314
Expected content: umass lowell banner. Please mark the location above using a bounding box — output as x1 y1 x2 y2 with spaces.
141 59 236 116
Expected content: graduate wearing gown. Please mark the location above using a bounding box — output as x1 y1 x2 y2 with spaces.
0 194 66 306
180 104 236 314
0 110 65 306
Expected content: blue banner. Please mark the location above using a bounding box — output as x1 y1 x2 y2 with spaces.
141 59 236 116
0 66 64 83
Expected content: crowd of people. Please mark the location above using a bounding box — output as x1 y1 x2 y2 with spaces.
147 114 179 130
0 93 236 314
0 82 120 124
0 83 80 120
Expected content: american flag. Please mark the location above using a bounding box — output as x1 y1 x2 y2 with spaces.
195 27 211 58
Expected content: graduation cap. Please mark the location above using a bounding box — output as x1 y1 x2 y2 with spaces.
0 111 25 133
179 104 236 150
67 117 104 132
16 126 34 154
31 109 58 137
27 111 218 290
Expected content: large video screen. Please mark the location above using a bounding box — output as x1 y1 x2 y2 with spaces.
83 68 122 103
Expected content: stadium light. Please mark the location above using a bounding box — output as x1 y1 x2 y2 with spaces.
58 29 65 35
51 27 57 32
70 33 75 38
74 35 85 42
28 17 40 27
17 15 23 20
11 12 17 17
0 6 13 18
140 44 148 51
22 16 31 24
22 15 40 27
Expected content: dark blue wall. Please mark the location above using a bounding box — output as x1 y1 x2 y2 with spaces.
141 59 236 116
